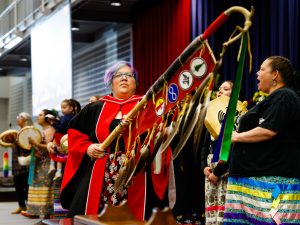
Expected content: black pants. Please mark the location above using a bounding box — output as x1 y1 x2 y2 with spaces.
13 172 29 207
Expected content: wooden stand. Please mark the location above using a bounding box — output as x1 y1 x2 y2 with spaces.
74 202 144 225
145 207 178 225
42 202 179 225
41 218 74 225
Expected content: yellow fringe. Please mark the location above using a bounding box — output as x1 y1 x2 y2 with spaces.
113 134 122 162
126 120 132 154
199 42 205 57
146 123 158 146
152 91 156 105
247 31 252 72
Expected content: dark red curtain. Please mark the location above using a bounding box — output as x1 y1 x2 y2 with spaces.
133 0 191 95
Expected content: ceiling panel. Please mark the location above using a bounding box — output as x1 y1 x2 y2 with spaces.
0 0 144 76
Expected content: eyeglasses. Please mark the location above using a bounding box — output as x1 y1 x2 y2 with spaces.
113 72 135 79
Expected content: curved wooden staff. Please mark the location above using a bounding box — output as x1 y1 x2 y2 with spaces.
164 6 254 160
100 6 254 151
201 6 253 47
114 6 254 193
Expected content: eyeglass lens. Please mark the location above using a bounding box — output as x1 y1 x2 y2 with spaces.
113 72 134 79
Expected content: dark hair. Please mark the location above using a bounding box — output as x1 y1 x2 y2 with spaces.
61 99 74 107
267 56 295 89
60 98 81 115
43 109 58 124
70 99 81 114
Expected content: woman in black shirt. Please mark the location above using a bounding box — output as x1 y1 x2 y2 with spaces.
223 56 300 225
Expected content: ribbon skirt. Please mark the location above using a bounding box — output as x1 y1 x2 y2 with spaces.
223 176 300 225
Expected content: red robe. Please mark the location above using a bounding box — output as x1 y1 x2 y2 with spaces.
60 95 146 220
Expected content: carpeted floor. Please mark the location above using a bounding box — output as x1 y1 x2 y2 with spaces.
0 202 42 225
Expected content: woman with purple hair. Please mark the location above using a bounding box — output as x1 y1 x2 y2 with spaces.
60 61 146 220
103 60 138 88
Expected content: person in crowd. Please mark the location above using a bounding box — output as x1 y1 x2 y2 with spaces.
223 56 300 224
47 99 81 219
21 109 57 219
201 81 233 225
89 95 102 103
10 112 33 214
70 98 81 115
60 61 146 220
48 99 77 180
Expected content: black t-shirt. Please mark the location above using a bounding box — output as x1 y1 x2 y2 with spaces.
229 87 300 178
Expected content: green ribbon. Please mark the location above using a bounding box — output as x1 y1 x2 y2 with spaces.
28 147 35 185
219 33 248 162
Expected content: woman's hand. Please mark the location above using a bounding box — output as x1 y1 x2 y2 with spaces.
28 137 41 157
28 137 38 147
208 173 219 185
231 130 239 143
87 144 106 159
47 142 56 154
204 166 212 177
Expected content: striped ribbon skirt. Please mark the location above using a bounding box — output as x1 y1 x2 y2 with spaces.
53 178 69 219
223 176 300 225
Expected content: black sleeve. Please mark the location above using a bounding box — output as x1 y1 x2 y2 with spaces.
68 101 103 143
212 141 231 177
259 91 293 133
201 128 229 178
200 128 211 172
212 161 228 177
56 116 71 134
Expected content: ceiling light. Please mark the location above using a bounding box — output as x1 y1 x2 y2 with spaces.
110 0 121 7
20 56 28 62
72 27 80 31
71 22 80 31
